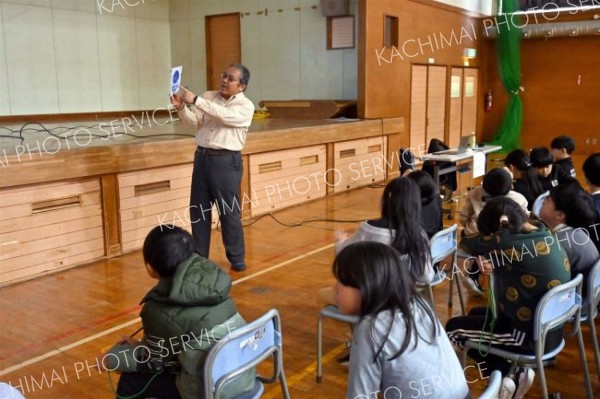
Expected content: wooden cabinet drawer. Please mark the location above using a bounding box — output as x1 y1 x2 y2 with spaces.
0 179 104 286
119 163 196 252
249 145 327 217
333 136 388 193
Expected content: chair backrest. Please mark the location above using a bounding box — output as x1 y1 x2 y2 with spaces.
204 309 283 399
588 258 600 314
477 370 502 399
429 224 458 264
533 274 583 341
0 383 26 398
532 191 549 217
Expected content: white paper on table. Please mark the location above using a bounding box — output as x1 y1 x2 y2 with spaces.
472 151 486 178
170 66 183 96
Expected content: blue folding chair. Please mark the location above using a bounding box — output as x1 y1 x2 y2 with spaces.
0 383 25 399
477 370 502 399
419 224 466 315
203 309 290 399
316 304 360 383
462 274 593 399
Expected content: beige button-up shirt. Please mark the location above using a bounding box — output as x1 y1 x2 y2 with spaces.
178 91 254 151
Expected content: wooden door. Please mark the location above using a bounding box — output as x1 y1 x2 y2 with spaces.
410 65 427 155
426 66 447 146
461 68 478 137
205 13 241 91
448 67 464 148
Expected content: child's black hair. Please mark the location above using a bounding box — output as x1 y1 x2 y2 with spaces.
333 241 438 360
407 170 437 205
548 183 597 229
482 168 512 197
504 149 544 198
550 135 576 155
380 177 431 281
476 197 528 235
582 153 600 187
530 147 553 168
143 225 195 277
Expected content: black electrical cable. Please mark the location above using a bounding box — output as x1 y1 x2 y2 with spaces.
0 120 194 148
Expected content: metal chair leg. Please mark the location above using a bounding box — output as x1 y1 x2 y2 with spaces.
587 315 600 383
576 328 594 399
456 274 466 316
448 270 454 308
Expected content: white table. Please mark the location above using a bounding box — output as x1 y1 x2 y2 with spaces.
418 145 503 189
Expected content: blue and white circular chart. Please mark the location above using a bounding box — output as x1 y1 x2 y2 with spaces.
170 66 183 95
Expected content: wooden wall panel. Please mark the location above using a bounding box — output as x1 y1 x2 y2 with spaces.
410 65 428 153
359 0 480 119
448 68 463 147
461 68 478 137
480 15 600 155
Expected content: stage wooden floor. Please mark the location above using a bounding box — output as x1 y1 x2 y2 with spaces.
0 184 598 398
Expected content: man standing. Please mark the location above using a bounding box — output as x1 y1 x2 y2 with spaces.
171 64 254 272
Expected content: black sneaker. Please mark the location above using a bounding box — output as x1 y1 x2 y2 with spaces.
336 351 350 365
231 263 246 272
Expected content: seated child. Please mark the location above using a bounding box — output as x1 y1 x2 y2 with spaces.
550 135 576 177
335 177 434 284
539 183 599 297
446 197 571 398
110 225 254 399
583 152 600 218
529 146 576 193
504 149 543 210
323 177 434 364
460 168 528 236
334 241 469 399
460 168 529 296
407 170 443 239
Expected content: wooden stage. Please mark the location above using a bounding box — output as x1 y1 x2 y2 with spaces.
0 114 403 287
0 185 598 398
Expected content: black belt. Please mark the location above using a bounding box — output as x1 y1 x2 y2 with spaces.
197 146 238 156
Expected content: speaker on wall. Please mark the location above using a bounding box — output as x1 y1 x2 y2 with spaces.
320 0 349 17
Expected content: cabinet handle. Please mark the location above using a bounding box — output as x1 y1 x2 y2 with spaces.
134 180 171 196
300 155 318 166
32 196 81 213
259 161 282 173
340 149 356 158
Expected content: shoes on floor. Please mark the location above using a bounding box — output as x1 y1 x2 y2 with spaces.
336 351 350 365
513 367 535 399
498 376 516 399
231 263 246 272
462 274 485 296
336 341 351 365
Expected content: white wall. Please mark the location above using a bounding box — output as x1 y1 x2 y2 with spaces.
169 0 358 107
0 0 171 115
0 0 358 115
433 0 494 15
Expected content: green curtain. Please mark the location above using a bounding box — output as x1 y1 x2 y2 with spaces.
489 0 523 152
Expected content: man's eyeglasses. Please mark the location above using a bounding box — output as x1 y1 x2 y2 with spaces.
220 72 239 83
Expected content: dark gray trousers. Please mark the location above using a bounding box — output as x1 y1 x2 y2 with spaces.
189 147 245 266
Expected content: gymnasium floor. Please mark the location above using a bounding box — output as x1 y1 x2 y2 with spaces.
0 184 598 398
